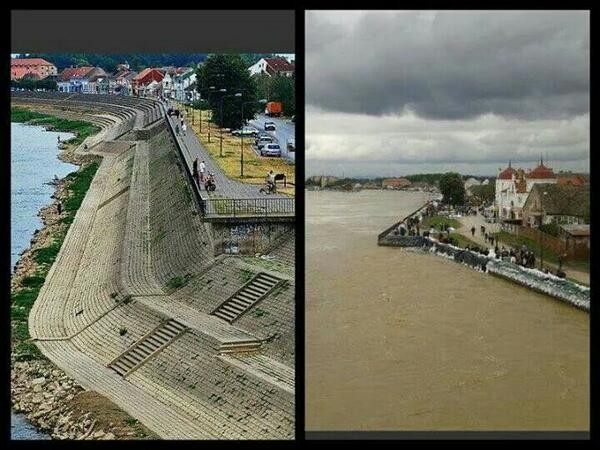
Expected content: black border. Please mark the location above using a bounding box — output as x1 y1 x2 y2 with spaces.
5 6 597 443
11 10 295 53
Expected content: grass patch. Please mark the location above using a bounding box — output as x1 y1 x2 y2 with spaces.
448 232 482 249
20 273 45 289
252 308 268 318
422 215 462 230
240 269 255 284
32 240 62 266
242 258 293 277
12 107 100 145
63 161 100 214
166 274 192 290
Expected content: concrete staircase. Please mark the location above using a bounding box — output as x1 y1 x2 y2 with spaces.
108 319 187 377
211 273 282 323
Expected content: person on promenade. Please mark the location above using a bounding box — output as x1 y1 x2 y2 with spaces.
175 124 179 135
267 170 276 192
57 202 62 215
199 160 206 183
471 226 476 237
182 123 187 136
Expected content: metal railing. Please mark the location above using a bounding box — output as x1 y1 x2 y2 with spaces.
203 197 295 218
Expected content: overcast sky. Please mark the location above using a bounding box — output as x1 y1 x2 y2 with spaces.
305 10 589 177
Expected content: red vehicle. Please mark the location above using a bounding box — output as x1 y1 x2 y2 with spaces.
265 102 282 117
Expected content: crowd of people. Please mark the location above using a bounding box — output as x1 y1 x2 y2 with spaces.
390 199 568 279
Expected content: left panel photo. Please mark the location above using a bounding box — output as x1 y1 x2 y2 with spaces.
11 51 295 439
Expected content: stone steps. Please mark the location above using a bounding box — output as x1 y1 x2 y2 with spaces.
212 273 282 323
108 319 187 377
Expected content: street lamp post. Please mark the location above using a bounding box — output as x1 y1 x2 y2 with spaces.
218 91 242 157
240 98 267 177
217 89 229 157
200 86 215 135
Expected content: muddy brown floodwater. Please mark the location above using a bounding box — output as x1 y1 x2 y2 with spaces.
306 190 589 431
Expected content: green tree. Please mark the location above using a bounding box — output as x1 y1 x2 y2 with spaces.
469 182 495 204
196 54 259 129
439 172 466 206
269 74 295 116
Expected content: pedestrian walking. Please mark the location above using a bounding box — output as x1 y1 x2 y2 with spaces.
182 123 187 135
175 124 179 135
57 202 62 215
471 226 475 237
199 160 206 183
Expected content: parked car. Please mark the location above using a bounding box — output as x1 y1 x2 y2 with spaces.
260 143 282 157
287 138 295 152
256 135 275 149
231 126 259 137
264 121 276 131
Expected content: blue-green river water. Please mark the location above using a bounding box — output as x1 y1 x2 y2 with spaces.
11 122 76 440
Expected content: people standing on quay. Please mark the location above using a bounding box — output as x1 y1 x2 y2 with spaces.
175 124 179 135
471 226 476 237
182 123 187 136
199 160 206 183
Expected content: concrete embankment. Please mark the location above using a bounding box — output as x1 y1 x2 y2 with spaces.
11 109 155 440
13 93 295 440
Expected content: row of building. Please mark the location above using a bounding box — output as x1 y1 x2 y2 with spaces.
493 159 589 226
491 159 589 256
11 56 295 101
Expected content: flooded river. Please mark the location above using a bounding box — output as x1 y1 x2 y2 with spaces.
305 190 589 431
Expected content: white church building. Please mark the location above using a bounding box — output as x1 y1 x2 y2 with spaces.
495 159 558 222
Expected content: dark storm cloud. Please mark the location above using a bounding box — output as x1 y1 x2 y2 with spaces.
306 10 589 120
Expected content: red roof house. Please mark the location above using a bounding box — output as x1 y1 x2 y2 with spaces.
11 57 57 80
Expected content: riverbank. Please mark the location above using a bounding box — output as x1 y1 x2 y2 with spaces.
11 108 157 440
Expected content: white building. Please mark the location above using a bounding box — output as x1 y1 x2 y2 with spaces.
463 177 481 196
172 69 196 102
494 159 558 222
248 57 295 77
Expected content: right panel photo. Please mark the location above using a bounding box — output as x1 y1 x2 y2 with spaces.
305 10 589 433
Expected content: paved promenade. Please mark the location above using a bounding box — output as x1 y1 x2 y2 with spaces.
166 112 288 201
